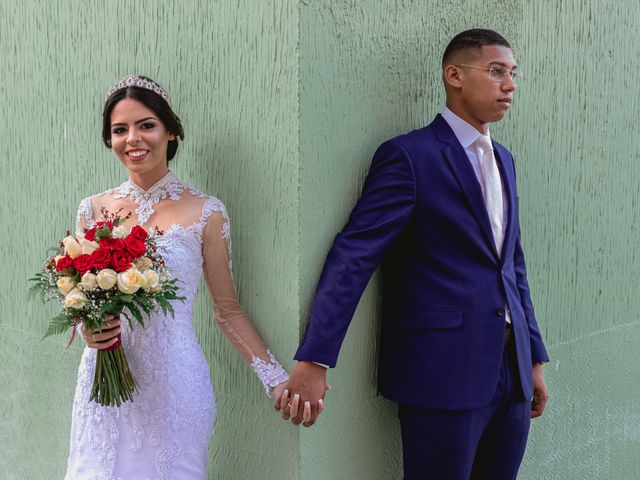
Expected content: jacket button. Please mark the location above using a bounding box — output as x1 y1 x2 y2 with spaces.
497 308 505 316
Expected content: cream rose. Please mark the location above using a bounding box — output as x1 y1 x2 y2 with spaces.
62 235 82 259
142 270 161 292
80 238 100 255
96 269 118 290
134 256 153 272
112 225 128 239
78 272 98 291
64 288 89 309
117 269 145 294
56 276 77 295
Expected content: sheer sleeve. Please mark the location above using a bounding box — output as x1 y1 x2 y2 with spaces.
201 199 288 396
75 197 95 235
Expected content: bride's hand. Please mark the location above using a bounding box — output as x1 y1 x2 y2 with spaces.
273 382 287 405
81 314 122 350
274 381 313 425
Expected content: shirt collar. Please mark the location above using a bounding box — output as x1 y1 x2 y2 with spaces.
441 107 490 149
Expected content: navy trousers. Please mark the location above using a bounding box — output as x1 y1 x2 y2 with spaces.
398 340 531 480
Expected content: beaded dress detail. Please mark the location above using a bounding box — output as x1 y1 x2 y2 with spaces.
65 172 288 480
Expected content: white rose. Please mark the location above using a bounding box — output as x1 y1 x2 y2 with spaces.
80 238 100 255
134 256 153 272
62 235 83 259
112 225 127 239
78 272 98 291
96 269 118 290
142 270 161 292
56 276 77 295
117 269 145 294
64 288 89 309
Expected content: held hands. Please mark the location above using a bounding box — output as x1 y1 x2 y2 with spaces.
81 315 121 349
274 361 329 427
531 363 549 419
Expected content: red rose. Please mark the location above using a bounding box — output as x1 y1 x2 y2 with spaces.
91 248 112 269
129 225 148 242
72 254 93 274
123 236 147 258
56 255 73 272
84 227 97 242
96 221 113 229
111 252 133 272
99 237 125 252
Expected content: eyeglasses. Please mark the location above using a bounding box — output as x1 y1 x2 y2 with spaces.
456 64 524 84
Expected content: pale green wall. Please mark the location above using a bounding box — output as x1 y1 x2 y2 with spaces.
3 0 640 479
1 0 299 479
516 1 640 477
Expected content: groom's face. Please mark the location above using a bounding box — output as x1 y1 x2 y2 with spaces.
451 45 518 131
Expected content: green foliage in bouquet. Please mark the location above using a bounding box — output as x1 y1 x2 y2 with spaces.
29 210 185 407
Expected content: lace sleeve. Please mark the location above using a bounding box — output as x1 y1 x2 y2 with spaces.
75 197 94 235
200 198 288 396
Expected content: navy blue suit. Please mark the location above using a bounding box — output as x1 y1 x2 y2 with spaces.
295 115 549 477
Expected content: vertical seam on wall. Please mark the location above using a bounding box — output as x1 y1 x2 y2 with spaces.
295 0 303 342
295 0 303 476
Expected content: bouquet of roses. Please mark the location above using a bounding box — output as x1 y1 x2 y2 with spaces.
29 208 183 407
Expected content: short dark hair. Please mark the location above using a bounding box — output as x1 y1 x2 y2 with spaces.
442 29 511 67
102 76 185 162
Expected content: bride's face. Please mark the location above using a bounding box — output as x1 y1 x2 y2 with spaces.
109 98 175 177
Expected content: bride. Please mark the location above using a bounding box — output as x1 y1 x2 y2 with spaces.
65 75 289 479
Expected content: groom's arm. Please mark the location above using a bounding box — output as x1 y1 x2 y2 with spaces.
297 139 416 366
507 152 549 363
510 152 550 419
282 139 416 426
513 228 549 364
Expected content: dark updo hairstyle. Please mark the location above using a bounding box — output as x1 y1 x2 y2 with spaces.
102 76 185 162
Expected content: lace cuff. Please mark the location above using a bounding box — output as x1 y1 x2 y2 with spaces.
250 350 289 398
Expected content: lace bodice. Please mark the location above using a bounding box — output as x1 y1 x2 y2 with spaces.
75 171 288 395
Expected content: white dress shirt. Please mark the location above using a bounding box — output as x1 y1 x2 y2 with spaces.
441 107 511 323
440 107 508 231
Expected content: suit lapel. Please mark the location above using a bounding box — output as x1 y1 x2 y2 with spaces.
493 142 515 262
433 115 500 262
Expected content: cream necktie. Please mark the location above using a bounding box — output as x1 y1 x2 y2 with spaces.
475 135 504 256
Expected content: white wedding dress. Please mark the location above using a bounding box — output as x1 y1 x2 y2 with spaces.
65 172 288 480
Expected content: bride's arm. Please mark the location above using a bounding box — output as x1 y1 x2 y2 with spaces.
201 206 288 397
75 197 94 235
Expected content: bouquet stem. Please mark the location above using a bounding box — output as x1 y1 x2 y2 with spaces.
89 339 137 407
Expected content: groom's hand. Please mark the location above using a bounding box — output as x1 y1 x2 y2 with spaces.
531 363 549 418
275 361 327 427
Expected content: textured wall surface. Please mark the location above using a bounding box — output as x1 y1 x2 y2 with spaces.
3 0 640 478
298 0 640 479
0 0 299 478
515 1 640 477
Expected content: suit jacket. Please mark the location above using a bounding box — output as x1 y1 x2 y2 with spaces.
295 114 549 410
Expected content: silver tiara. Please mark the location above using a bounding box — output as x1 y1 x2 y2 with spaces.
105 74 171 105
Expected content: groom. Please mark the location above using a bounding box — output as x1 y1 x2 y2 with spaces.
279 29 549 478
